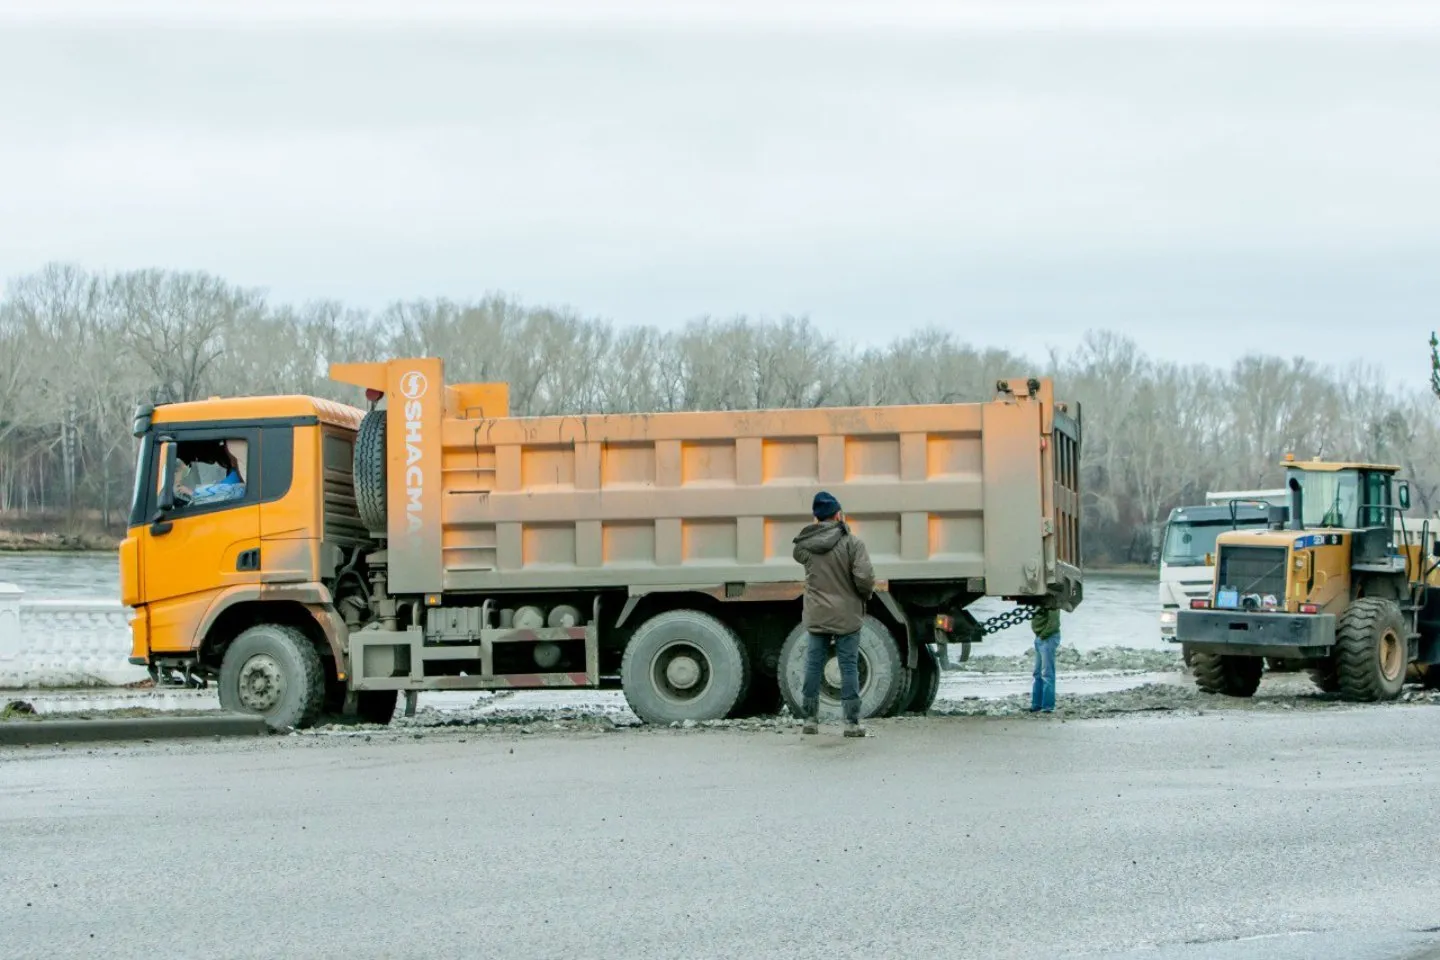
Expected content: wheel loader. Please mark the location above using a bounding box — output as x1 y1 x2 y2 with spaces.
1173 456 1440 700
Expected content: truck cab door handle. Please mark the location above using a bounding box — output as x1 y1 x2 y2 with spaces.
236 548 261 572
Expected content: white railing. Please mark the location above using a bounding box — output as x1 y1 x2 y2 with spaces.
0 583 143 688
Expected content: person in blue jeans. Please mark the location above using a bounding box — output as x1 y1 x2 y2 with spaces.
793 491 875 737
1030 605 1061 713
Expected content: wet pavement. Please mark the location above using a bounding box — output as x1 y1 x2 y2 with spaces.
4 705 1440 959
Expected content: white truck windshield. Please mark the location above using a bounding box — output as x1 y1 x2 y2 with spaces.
1162 519 1269 566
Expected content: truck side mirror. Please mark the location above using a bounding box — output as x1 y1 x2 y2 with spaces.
1398 482 1411 511
155 439 178 514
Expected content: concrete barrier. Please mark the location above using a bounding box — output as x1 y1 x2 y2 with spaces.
0 713 269 746
0 582 143 688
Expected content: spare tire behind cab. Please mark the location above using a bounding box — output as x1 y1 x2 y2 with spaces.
354 408 387 534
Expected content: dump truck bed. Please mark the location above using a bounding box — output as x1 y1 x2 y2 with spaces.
337 360 1081 608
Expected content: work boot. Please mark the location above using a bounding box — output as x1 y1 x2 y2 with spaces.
842 698 866 738
801 697 819 735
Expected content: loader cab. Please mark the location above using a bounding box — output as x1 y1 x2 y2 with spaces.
1284 458 1406 532
1283 457 1409 568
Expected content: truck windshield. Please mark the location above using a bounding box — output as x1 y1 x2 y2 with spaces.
1162 518 1268 566
1294 470 1359 529
128 435 151 522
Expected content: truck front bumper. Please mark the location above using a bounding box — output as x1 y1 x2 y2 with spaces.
1173 609 1335 659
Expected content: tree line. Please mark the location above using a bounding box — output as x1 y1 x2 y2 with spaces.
2 262 1436 563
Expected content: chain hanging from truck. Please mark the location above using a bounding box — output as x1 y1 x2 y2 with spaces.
977 605 1039 636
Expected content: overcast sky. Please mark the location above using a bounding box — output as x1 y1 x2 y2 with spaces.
1 1 1437 380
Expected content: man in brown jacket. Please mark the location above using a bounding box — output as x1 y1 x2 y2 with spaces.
792 491 875 737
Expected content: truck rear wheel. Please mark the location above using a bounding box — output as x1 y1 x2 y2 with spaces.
905 643 942 713
883 667 915 718
621 610 749 725
1336 598 1408 702
356 690 398 725
354 409 387 534
1190 652 1262 698
777 616 905 722
728 676 783 719
218 624 326 731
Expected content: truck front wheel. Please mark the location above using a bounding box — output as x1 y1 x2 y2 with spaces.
1190 652 1262 698
218 624 326 731
621 610 750 725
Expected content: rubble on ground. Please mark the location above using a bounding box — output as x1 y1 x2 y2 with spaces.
955 646 1186 675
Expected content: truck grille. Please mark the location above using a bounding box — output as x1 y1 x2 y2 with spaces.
1216 545 1287 600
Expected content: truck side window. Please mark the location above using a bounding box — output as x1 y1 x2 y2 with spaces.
170 438 252 513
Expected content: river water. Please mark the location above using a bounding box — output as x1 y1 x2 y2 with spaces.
0 553 1163 657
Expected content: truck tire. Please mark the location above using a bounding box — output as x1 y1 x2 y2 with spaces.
904 643 942 714
1336 598 1408 702
356 690 398 725
354 409 387 534
218 624 326 731
621 610 749 725
883 667 915 718
729 676 783 719
777 617 905 722
1308 663 1341 694
1190 652 1262 698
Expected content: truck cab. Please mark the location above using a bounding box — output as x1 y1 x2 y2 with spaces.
121 396 372 707
1158 501 1280 640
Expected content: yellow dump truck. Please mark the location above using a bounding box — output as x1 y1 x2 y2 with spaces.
122 358 1082 729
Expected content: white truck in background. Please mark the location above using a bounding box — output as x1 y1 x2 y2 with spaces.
1158 489 1288 640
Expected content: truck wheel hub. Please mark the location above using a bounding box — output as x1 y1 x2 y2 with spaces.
237 655 285 711
666 655 703 690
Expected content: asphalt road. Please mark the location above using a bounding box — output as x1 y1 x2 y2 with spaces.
3 707 1440 960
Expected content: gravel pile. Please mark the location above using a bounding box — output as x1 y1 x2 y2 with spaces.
956 645 1186 675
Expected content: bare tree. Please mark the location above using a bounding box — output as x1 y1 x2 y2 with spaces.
110 269 260 403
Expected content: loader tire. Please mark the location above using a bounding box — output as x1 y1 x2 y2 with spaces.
218 624 326 731
777 617 905 722
1190 652 1262 698
1308 662 1342 694
354 408 387 534
1335 598 1408 702
622 610 749 725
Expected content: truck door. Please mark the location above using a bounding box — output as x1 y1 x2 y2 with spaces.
138 426 262 655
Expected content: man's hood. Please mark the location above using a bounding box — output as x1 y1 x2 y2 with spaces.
793 521 846 555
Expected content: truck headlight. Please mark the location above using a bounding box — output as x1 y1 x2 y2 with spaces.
1159 611 1176 626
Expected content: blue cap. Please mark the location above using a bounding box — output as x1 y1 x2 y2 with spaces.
812 491 842 520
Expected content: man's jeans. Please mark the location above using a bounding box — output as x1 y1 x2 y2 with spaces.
1032 633 1059 712
802 630 862 723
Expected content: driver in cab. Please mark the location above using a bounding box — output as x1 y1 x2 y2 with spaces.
172 440 246 507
